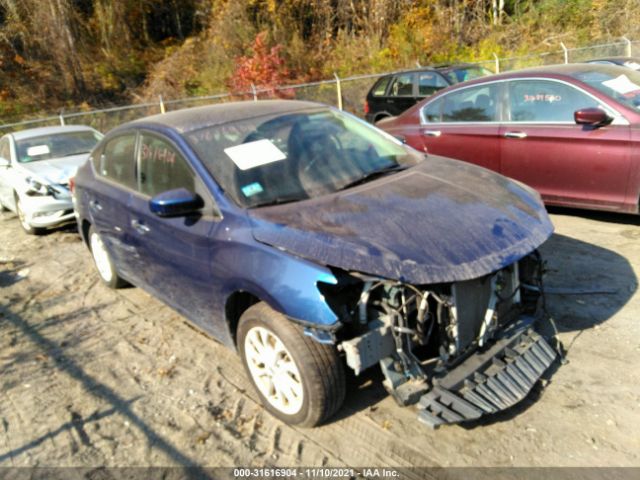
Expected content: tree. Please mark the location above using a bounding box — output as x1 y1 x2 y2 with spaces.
228 31 290 96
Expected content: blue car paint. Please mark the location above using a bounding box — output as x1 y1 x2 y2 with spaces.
75 101 553 349
250 155 553 284
75 123 340 348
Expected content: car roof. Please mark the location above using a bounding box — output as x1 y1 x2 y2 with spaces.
10 125 97 141
442 62 635 88
587 56 640 62
375 63 487 78
128 100 324 134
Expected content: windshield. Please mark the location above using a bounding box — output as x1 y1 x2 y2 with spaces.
570 66 640 112
187 107 423 208
16 130 102 163
443 66 493 84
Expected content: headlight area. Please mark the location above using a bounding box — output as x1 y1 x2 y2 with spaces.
318 253 559 428
24 176 65 198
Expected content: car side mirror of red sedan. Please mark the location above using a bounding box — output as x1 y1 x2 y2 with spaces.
574 107 612 127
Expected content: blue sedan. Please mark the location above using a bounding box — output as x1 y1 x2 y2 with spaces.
74 100 558 428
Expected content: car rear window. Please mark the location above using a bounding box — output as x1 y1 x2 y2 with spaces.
371 76 391 96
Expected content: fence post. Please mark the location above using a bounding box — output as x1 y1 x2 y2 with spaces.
622 36 632 56
59 111 65 126
493 53 500 73
251 84 258 102
159 95 166 114
560 42 569 64
334 73 343 111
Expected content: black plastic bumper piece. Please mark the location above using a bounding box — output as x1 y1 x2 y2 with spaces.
416 323 557 428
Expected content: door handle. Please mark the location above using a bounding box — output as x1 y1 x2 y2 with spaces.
89 200 103 211
131 219 150 234
504 131 527 139
424 130 441 137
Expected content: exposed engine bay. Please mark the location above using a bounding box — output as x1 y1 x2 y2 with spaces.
315 252 557 428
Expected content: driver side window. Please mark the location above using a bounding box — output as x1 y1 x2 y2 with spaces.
138 133 195 197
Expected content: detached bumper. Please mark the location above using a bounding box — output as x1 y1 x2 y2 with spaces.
417 318 557 428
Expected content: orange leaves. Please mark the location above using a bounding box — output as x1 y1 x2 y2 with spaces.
228 32 290 94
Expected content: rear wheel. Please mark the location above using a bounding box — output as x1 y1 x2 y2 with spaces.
237 302 345 427
15 196 44 235
89 226 126 288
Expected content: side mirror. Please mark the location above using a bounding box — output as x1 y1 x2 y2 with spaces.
149 188 204 218
0 157 10 168
574 108 611 127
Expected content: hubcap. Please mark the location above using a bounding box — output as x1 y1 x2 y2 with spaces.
90 232 113 283
244 326 304 415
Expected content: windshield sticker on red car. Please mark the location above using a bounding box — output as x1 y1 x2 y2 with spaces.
523 94 562 103
141 143 176 165
26 145 50 156
603 74 640 95
241 182 264 197
225 139 286 171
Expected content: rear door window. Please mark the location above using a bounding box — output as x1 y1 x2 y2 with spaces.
389 73 415 97
441 84 499 122
138 133 195 197
99 134 137 190
507 80 601 122
418 72 449 96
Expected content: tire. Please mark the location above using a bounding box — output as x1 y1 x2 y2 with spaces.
88 225 127 288
237 302 346 427
15 196 44 235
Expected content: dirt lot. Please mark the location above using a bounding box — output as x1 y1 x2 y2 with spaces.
0 207 639 470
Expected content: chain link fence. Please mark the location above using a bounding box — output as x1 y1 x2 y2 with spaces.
1 38 638 133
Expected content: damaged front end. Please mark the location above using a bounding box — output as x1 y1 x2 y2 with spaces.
319 252 557 428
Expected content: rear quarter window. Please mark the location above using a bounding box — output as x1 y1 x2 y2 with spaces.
371 76 391 96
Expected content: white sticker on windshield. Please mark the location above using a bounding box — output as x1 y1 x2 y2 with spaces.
26 145 50 156
602 74 640 94
624 61 640 71
224 139 286 171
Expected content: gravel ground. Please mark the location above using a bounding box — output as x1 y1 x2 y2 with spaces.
0 207 639 471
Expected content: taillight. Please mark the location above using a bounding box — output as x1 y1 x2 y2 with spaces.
69 176 75 194
364 100 369 114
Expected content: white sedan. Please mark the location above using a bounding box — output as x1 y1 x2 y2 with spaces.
0 125 102 234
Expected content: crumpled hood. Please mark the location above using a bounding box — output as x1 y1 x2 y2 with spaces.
248 155 554 284
19 154 88 185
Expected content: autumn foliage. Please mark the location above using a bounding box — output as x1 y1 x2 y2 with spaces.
228 32 291 98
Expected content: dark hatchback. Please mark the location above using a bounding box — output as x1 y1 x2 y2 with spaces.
74 100 559 429
364 64 493 123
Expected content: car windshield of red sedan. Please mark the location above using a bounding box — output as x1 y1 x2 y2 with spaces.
186 108 423 208
16 131 101 164
571 67 640 112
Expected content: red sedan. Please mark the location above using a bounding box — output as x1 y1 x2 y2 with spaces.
379 64 640 213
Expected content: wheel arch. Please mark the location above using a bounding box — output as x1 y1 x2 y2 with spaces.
80 218 92 247
224 290 261 347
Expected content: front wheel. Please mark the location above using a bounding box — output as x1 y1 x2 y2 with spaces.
237 302 345 427
15 196 43 235
89 226 127 288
